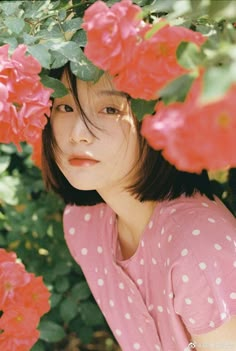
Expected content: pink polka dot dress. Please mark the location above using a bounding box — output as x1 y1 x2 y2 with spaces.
63 194 236 351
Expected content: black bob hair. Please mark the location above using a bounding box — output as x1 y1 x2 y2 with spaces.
41 65 214 206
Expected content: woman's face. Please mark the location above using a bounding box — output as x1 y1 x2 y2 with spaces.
50 71 140 196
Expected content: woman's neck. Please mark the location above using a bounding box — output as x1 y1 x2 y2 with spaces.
98 189 157 259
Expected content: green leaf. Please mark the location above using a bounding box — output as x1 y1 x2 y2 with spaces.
0 156 11 174
159 73 195 104
39 321 66 342
4 17 25 34
30 340 45 351
55 276 70 293
177 41 204 70
79 302 104 327
62 18 82 32
70 51 103 82
77 326 94 344
201 64 236 103
208 0 236 19
71 281 91 301
50 293 62 309
0 176 19 205
50 41 82 63
27 44 51 69
0 1 22 16
60 297 78 323
40 75 68 98
71 29 87 47
131 99 157 121
50 50 68 69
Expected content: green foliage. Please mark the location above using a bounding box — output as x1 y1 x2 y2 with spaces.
0 144 113 350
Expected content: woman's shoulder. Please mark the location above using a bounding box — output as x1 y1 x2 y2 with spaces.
157 193 236 268
63 202 113 232
160 193 236 230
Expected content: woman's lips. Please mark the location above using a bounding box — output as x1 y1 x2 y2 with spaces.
68 156 99 167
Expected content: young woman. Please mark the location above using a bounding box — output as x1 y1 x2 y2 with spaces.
42 65 236 351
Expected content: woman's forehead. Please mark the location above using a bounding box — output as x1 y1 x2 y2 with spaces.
62 69 116 94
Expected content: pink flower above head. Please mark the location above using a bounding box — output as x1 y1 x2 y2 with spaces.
83 0 144 75
141 76 236 173
113 24 206 100
11 44 41 76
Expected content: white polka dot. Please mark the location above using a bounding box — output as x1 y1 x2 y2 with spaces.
133 343 140 350
168 235 172 242
97 299 101 305
182 275 189 283
128 296 133 303
221 312 227 320
109 299 115 307
115 329 122 336
81 248 88 255
163 289 166 295
208 217 215 223
202 202 209 207
138 327 143 334
208 297 214 304
226 235 232 241
166 258 170 266
185 298 192 305
84 213 91 221
209 321 215 328
148 220 153 229
95 267 98 273
152 257 157 265
97 246 103 254
234 261 236 268
157 305 163 312
158 242 161 248
97 279 104 286
141 240 144 247
216 277 222 285
69 227 75 235
189 318 195 324
214 243 222 251
64 208 71 215
181 249 188 256
230 292 236 299
119 282 125 290
199 262 207 270
169 292 174 299
167 307 170 314
109 216 113 224
192 229 200 236
125 313 131 319
140 258 144 265
170 208 176 214
161 227 165 235
154 345 161 351
137 278 143 285
104 268 108 275
148 304 154 311
99 209 104 217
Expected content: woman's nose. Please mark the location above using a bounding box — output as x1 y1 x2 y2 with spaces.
69 116 94 144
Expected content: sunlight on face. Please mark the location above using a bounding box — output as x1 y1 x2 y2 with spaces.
50 71 140 195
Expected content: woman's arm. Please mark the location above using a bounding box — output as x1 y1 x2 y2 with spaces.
191 316 236 351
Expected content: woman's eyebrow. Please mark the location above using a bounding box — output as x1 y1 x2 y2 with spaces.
98 90 128 98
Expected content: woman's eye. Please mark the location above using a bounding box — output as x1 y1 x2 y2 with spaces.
56 104 73 112
102 107 120 115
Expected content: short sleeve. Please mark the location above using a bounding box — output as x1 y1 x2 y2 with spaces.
171 198 236 335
